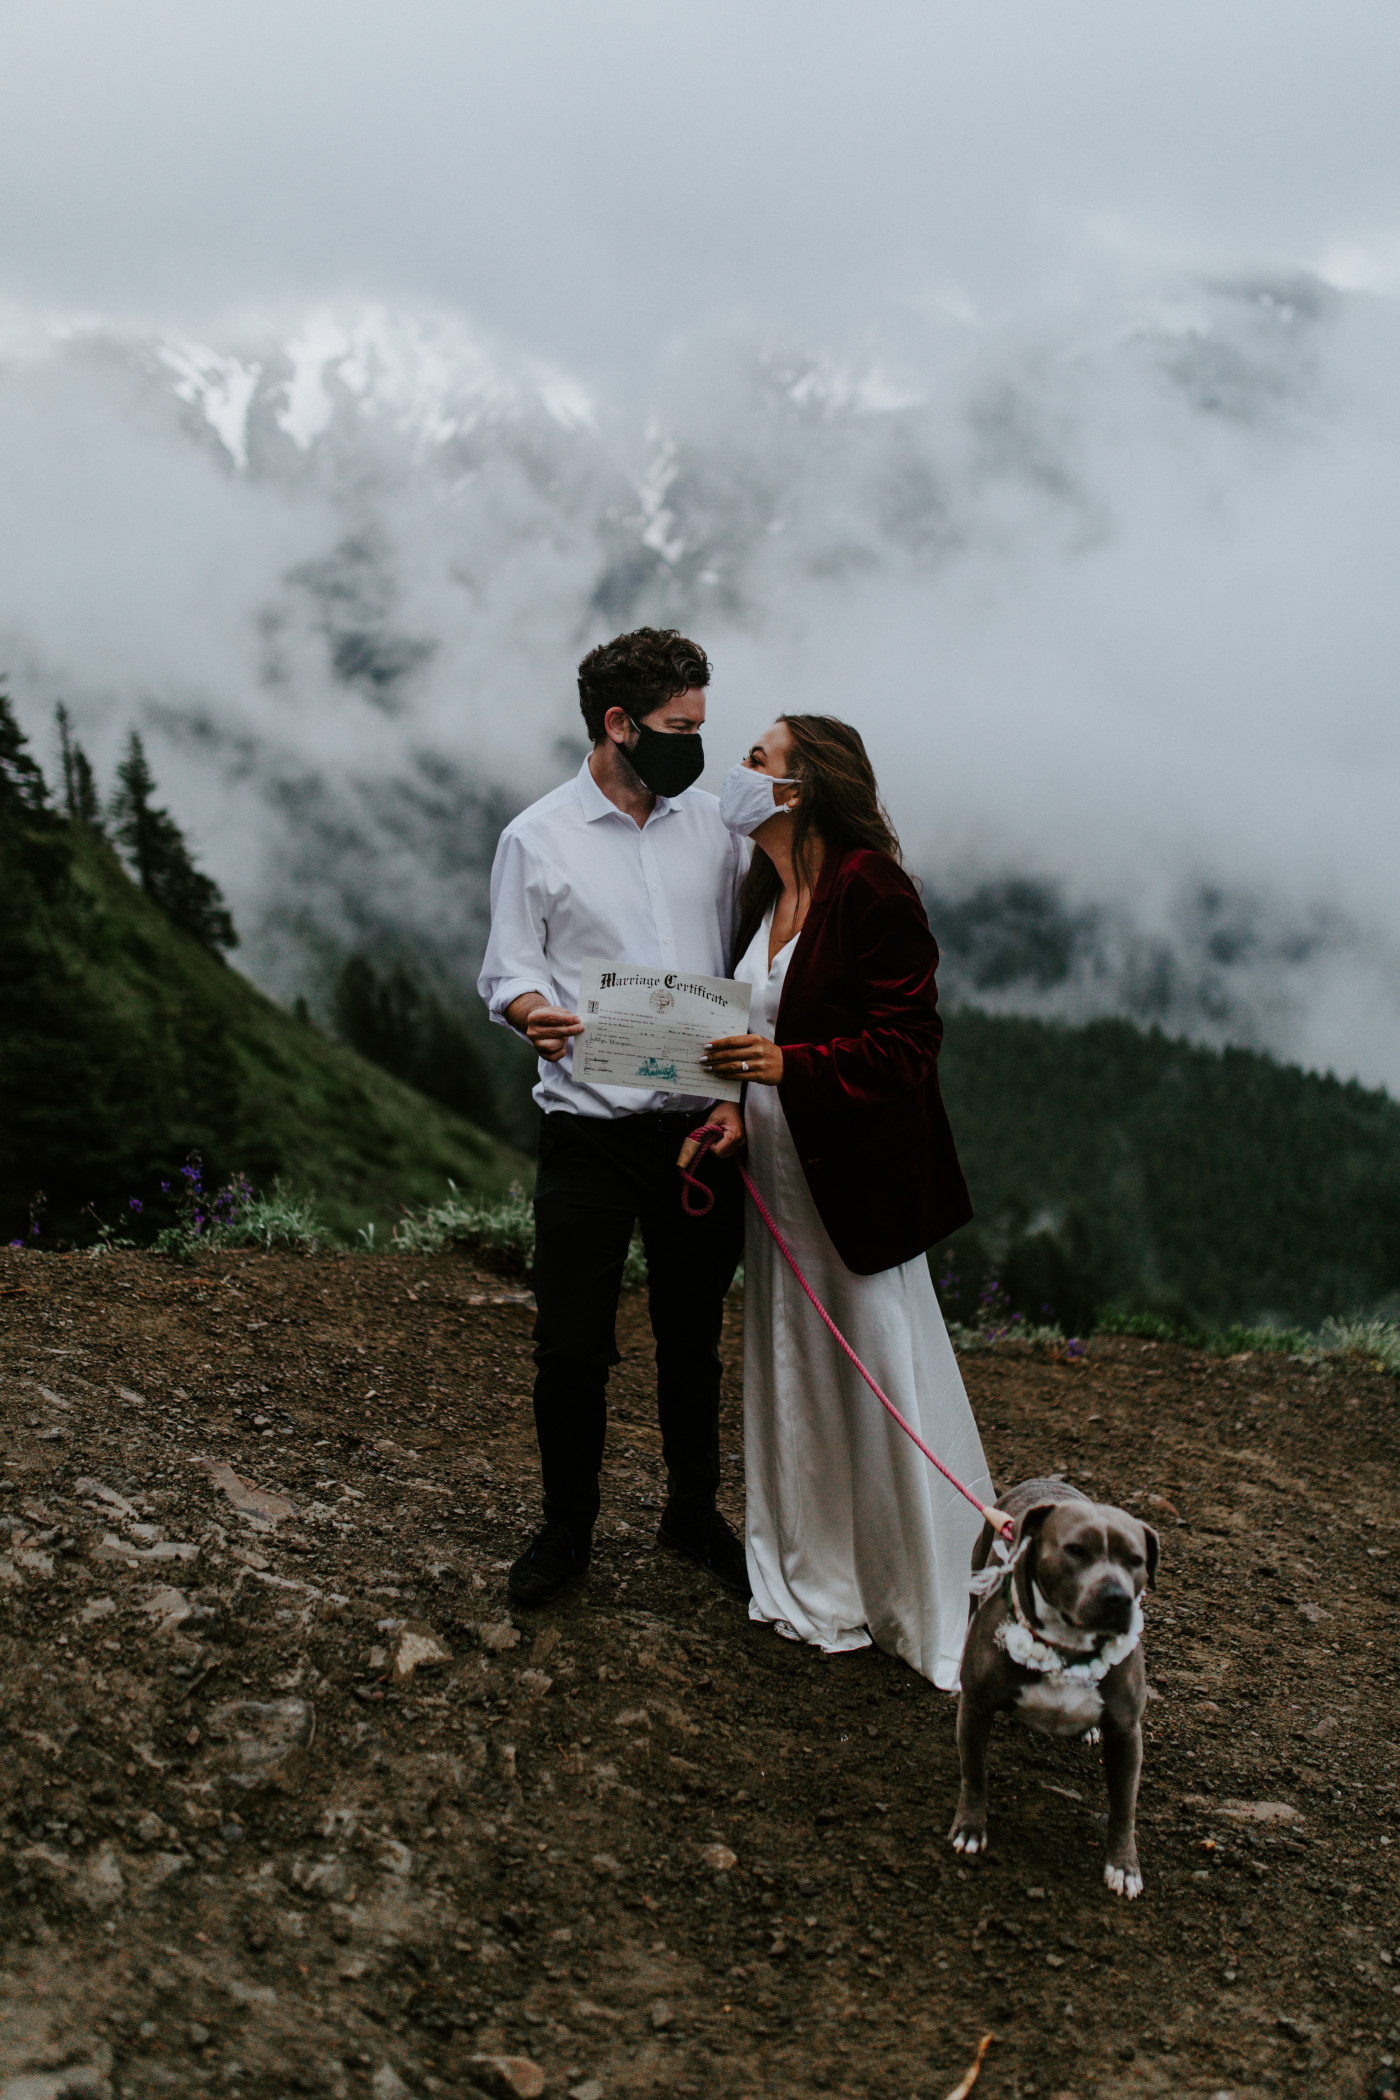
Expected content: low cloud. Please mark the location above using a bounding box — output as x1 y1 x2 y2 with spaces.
2 270 1398 1093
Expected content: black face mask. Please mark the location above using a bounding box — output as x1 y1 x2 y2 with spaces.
625 720 705 798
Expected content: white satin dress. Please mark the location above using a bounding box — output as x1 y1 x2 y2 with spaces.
735 912 993 1689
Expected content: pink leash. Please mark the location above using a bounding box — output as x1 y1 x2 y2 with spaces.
680 1122 1014 1543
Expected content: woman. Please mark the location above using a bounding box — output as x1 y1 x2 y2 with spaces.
698 715 992 1689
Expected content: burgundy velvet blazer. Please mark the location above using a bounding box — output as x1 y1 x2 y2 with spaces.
772 845 973 1275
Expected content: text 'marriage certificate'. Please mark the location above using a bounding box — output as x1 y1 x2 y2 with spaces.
571 960 752 1102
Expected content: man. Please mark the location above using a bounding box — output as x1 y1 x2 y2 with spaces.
478 627 747 1606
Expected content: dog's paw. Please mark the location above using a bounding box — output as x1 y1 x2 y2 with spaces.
948 1808 988 1857
1103 1860 1143 1900
1080 1726 1102 1746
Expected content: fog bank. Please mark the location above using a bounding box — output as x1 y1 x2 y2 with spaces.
2 270 1398 1089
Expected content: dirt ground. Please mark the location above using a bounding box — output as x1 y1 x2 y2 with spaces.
1 1245 1397 2100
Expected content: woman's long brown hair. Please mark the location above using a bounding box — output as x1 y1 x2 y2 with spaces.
733 713 903 964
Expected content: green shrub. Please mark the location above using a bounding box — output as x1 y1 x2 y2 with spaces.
1317 1315 1400 1373
392 1179 648 1285
1094 1308 1184 1344
945 1318 1070 1355
1211 1323 1311 1356
392 1180 535 1269
1079 1302 1398 1371
151 1160 327 1259
1095 1306 1310 1354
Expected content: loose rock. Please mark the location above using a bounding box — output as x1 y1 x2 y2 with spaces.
204 1698 315 1790
142 1585 193 1632
1218 1800 1304 1824
467 2056 546 2100
0 2062 112 2100
74 1478 136 1518
199 1460 297 1525
370 2068 414 2100
388 1621 452 1684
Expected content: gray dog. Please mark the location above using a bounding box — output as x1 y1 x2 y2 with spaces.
950 1478 1160 1899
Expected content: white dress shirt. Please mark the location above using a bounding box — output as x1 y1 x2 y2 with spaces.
478 756 747 1119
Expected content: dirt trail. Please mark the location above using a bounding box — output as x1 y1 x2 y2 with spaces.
0 1246 1397 2100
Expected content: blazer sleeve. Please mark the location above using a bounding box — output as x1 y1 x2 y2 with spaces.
779 874 945 1115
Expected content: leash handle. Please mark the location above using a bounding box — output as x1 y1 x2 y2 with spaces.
678 1121 725 1215
681 1121 1014 1544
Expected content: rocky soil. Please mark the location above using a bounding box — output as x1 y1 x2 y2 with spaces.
0 1246 1397 2100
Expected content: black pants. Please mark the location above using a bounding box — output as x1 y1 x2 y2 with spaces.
530 1109 744 1536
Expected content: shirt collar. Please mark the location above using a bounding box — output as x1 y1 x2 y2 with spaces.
574 755 679 826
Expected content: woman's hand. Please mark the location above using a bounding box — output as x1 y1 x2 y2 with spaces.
702 1033 784 1086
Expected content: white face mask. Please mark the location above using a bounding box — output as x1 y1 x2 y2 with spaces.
718 762 797 837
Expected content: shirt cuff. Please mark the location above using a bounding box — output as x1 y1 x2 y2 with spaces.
485 976 551 1028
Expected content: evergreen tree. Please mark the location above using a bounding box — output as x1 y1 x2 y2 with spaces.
109 730 238 957
0 680 51 812
332 952 496 1127
56 703 104 831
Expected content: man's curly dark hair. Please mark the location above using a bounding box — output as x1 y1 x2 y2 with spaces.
577 627 711 744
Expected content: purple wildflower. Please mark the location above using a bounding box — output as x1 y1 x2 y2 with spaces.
129 1197 143 1212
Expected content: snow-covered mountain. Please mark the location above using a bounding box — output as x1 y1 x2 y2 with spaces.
2 279 1399 1089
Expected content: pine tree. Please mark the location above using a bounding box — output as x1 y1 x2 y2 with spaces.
332 951 496 1126
109 730 238 957
0 680 51 812
56 704 104 831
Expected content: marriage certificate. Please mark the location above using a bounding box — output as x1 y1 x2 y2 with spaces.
571 960 752 1102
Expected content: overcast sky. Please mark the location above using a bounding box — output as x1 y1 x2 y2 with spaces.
3 1 1399 373
4 2 1400 1087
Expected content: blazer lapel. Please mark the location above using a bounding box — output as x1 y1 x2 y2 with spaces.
774 844 849 1040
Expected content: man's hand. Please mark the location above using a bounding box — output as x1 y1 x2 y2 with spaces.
702 1033 784 1086
678 1099 745 1172
505 992 584 1064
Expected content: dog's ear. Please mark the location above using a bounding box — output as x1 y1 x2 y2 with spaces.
1016 1503 1059 1548
1011 1511 1057 1579
1141 1522 1160 1590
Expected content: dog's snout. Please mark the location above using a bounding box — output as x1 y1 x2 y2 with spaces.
1084 1579 1134 1632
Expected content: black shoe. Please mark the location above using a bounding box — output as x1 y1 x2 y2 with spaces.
507 1521 590 1606
658 1504 751 1599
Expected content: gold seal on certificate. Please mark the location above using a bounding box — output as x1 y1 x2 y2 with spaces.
572 960 753 1102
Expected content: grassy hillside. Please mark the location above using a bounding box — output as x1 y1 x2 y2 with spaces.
937 1009 1400 1331
1 811 524 1245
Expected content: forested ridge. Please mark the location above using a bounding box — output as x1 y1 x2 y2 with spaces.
938 1007 1400 1328
0 695 519 1245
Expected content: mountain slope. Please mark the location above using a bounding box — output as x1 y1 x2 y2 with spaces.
0 811 522 1244
937 1009 1400 1329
